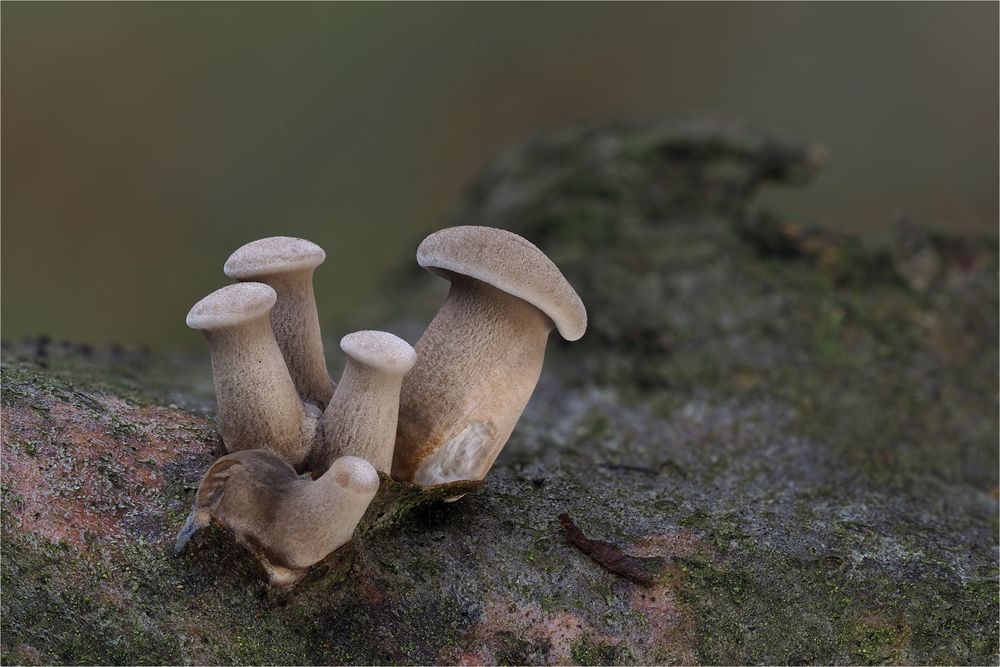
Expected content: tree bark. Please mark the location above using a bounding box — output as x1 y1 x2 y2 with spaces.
2 118 997 665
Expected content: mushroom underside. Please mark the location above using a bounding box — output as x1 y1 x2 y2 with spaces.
411 420 499 486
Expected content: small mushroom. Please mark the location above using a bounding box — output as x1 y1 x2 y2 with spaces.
174 450 379 588
224 237 333 408
316 331 417 474
392 226 586 486
186 283 318 469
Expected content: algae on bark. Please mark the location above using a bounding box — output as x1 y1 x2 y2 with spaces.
2 117 997 665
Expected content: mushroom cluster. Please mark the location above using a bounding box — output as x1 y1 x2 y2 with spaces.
176 227 586 587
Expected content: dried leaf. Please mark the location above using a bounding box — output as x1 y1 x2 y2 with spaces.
558 512 667 586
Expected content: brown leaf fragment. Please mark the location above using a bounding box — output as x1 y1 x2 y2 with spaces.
558 512 667 586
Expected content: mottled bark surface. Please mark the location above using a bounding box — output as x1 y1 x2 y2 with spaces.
2 118 997 665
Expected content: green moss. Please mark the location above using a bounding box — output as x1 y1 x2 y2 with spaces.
106 413 141 440
851 622 908 665
357 477 484 537
678 540 998 665
491 631 541 665
1 346 212 412
1 531 183 665
571 635 632 666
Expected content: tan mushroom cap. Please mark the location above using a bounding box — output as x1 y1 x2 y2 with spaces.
340 330 417 375
329 455 381 494
186 283 276 330
416 226 587 341
224 236 326 279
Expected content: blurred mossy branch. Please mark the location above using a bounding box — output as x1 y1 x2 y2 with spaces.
2 117 997 665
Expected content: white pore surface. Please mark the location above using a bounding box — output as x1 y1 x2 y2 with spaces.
412 420 495 486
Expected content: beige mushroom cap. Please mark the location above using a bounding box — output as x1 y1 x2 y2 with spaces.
186 283 276 330
328 455 381 494
224 236 326 279
416 226 587 341
340 330 417 375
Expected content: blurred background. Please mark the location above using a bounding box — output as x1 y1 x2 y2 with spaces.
2 2 997 349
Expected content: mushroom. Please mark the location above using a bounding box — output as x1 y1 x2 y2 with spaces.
316 331 417 475
174 450 379 588
186 283 319 469
224 237 333 408
392 226 586 486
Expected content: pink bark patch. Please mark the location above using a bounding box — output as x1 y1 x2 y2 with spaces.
626 529 712 664
1 394 216 551
445 594 610 665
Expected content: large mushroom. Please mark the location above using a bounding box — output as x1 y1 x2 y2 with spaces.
392 226 586 486
174 450 379 588
186 283 319 469
224 237 333 408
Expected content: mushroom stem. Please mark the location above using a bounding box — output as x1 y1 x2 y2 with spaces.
262 270 331 408
186 283 316 469
393 276 551 485
391 226 586 487
275 455 379 584
175 450 379 588
224 237 333 408
318 331 416 474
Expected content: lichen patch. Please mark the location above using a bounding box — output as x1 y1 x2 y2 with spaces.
1 397 215 551
625 530 712 664
444 594 609 665
440 529 710 665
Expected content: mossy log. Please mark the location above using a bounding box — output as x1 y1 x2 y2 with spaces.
2 117 997 665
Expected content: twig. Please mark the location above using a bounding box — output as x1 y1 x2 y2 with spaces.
558 512 667 586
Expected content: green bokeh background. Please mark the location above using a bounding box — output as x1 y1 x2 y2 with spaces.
2 2 997 348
